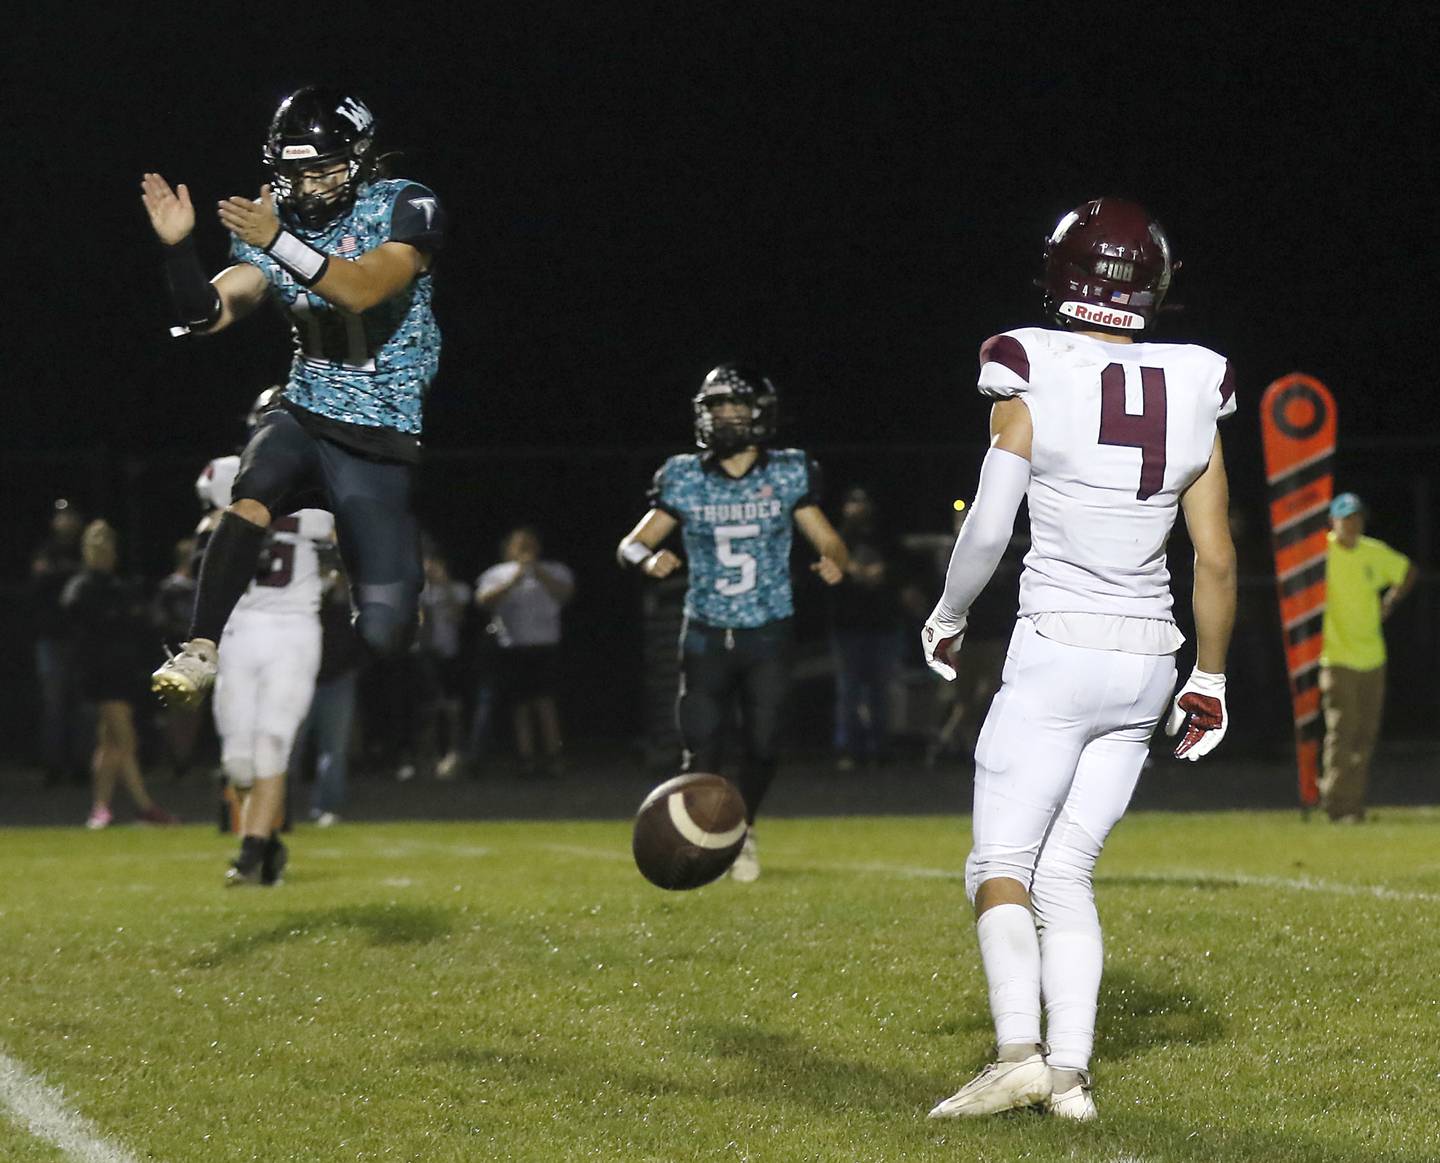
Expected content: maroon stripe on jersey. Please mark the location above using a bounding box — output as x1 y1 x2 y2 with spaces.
1219 360 1236 406
979 335 1029 382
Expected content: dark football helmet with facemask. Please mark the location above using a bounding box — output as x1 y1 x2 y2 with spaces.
1040 197 1176 335
262 87 378 230
692 364 779 455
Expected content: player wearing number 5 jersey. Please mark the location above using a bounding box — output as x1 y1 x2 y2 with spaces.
141 86 444 711
617 365 849 881
922 199 1237 1123
196 440 334 885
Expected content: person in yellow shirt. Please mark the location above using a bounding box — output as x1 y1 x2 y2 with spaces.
1319 493 1418 822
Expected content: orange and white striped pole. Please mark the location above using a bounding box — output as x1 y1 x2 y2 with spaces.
1259 373 1336 808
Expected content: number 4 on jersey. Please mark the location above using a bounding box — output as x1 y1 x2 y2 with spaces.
1098 363 1167 500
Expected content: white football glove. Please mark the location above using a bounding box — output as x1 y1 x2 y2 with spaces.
1165 668 1228 761
921 609 967 681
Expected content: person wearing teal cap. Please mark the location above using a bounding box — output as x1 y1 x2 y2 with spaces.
1320 492 1418 821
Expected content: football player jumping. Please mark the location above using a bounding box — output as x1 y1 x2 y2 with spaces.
617 366 849 882
141 87 444 710
923 199 1237 1122
195 404 335 886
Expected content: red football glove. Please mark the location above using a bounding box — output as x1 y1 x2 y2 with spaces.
1165 669 1228 761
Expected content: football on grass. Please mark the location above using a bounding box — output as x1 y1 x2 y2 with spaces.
632 773 748 890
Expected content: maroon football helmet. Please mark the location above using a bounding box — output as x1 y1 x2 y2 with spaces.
1041 198 1175 334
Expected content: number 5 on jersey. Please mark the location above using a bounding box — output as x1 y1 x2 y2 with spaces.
714 523 759 595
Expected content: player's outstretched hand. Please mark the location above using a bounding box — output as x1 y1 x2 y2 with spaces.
1166 668 1228 761
141 173 195 245
921 608 966 681
642 549 683 579
218 185 281 249
811 557 844 586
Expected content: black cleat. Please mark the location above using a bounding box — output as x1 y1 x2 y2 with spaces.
262 836 288 886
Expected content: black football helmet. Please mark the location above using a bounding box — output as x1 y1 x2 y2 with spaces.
692 364 778 454
1040 198 1175 334
262 87 377 229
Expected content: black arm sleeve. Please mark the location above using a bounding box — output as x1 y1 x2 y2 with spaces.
389 183 447 254
162 237 222 329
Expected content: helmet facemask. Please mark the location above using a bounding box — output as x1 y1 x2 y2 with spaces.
267 145 373 230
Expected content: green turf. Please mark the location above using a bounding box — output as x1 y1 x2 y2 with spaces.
1 810 1438 1162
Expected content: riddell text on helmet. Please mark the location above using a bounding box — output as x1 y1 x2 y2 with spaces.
1059 302 1145 330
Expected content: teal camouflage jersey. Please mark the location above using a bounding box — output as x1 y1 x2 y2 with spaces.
231 179 445 434
650 449 821 628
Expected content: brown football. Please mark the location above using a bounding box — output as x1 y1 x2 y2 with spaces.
632 772 748 890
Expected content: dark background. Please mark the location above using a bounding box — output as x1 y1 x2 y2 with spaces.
6 6 1436 761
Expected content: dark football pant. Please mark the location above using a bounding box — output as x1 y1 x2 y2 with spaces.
227 407 423 660
676 618 793 823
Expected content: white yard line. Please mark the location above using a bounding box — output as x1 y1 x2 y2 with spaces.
0 1049 141 1163
538 842 1440 903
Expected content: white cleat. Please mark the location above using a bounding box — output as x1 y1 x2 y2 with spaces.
729 832 760 883
151 639 218 709
928 1054 1051 1118
1046 1072 1097 1121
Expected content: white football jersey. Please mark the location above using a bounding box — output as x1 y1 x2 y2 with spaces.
978 327 1235 621
195 455 335 618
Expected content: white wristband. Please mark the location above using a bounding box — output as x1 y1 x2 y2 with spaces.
266 229 330 286
618 539 652 568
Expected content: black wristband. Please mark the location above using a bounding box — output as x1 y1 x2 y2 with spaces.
162 236 221 330
264 229 330 287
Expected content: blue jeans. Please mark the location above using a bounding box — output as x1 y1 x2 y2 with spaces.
831 629 900 758
293 670 358 815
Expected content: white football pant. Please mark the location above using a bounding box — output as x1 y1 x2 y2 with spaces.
213 610 322 789
966 617 1176 1071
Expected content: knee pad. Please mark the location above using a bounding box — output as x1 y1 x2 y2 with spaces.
1030 812 1102 929
354 602 414 660
964 848 1036 904
222 754 257 790
253 733 292 781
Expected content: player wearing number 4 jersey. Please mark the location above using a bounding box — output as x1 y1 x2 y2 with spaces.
922 199 1237 1123
617 365 849 881
196 426 334 885
141 86 444 711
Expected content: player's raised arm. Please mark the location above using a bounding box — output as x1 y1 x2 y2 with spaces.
617 509 683 579
218 183 430 314
142 173 267 335
794 505 848 585
1166 433 1237 760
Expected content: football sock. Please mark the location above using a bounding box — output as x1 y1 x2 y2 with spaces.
236 835 267 869
976 903 1042 1050
189 511 268 643
1039 926 1104 1072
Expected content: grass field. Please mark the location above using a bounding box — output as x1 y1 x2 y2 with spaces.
2 809 1438 1162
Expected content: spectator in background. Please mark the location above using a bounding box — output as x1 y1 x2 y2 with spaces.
30 499 86 785
62 520 178 828
828 486 925 769
419 550 472 779
1319 493 1418 823
476 528 574 777
151 537 203 779
293 566 364 827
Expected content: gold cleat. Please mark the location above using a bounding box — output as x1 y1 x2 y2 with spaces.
151 639 219 709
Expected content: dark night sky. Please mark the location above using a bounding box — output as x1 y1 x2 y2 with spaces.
7 5 1435 536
